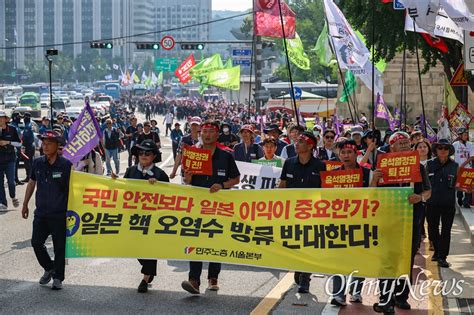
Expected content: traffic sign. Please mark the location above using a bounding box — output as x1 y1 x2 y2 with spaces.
232 59 252 67
290 86 302 100
155 58 179 72
393 0 404 10
232 49 252 57
450 63 468 87
160 35 175 50
464 31 474 71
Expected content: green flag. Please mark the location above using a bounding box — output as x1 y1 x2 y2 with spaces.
157 71 163 85
444 78 459 114
313 23 333 67
190 54 224 77
285 32 311 70
205 66 240 90
339 70 357 103
224 58 233 69
144 71 152 87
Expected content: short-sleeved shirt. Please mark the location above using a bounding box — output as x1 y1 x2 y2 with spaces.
31 155 72 218
177 134 199 155
191 147 240 188
0 125 20 164
280 156 327 188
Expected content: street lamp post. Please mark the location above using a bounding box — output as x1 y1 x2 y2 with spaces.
45 49 58 127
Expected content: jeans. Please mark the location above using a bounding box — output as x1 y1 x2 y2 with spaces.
105 148 119 175
332 275 365 298
0 161 16 206
188 261 221 285
426 205 455 260
31 215 66 281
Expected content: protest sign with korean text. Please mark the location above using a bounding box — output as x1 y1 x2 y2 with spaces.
235 161 281 189
66 171 413 278
376 151 421 184
175 54 196 84
321 169 363 188
251 159 283 168
455 167 474 192
181 144 213 175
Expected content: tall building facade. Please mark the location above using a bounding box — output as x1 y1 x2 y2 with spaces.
0 0 178 69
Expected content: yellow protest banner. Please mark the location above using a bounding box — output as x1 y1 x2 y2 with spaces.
66 171 413 278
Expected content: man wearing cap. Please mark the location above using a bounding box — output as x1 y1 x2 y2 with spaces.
371 131 431 313
115 139 169 293
0 111 22 210
103 118 122 175
181 121 240 295
279 131 326 293
233 124 263 162
452 128 473 208
350 127 364 150
21 131 71 290
218 122 239 149
170 122 183 160
170 116 201 179
39 117 51 135
263 124 287 156
410 129 423 146
426 139 459 268
125 117 138 167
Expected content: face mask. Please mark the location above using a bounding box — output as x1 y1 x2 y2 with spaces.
313 131 320 137
223 127 229 133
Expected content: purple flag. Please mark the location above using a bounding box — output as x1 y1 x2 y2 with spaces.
374 94 396 131
393 108 401 128
63 102 103 164
333 113 341 136
420 114 437 143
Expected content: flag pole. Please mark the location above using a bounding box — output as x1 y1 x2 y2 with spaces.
325 68 329 118
399 36 407 129
371 0 376 129
277 0 299 126
249 34 255 121
413 21 428 136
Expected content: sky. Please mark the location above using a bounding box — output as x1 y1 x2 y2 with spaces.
212 0 252 11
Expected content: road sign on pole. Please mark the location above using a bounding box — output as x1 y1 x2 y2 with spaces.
290 87 302 100
393 0 404 10
232 49 252 57
155 58 179 72
232 59 252 67
160 36 175 51
450 63 468 87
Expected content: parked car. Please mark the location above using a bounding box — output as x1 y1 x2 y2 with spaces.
65 106 83 120
40 94 50 108
3 96 18 109
56 91 70 104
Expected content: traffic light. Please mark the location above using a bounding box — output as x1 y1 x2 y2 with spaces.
136 42 160 50
90 42 113 49
181 43 205 50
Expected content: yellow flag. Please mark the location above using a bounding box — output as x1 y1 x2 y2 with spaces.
133 71 140 84
444 78 459 114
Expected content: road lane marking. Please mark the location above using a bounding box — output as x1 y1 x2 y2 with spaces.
250 272 294 315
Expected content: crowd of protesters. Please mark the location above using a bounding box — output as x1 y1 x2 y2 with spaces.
0 94 471 314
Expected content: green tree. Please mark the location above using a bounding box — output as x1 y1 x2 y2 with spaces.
340 0 467 100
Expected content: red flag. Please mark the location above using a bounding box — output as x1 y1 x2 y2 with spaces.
175 54 196 84
254 0 296 39
380 0 393 3
421 33 448 54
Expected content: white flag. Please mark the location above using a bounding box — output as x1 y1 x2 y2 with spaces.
324 0 370 67
151 72 158 85
113 64 119 70
89 64 95 70
141 71 147 83
81 65 86 71
440 0 474 31
105 64 111 70
405 8 464 43
97 65 102 70
72 66 77 73
402 0 440 35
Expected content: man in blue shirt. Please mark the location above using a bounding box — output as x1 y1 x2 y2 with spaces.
22 130 72 290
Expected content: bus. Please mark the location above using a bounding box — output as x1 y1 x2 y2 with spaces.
262 81 338 99
104 83 121 100
21 83 52 95
0 85 23 103
18 92 41 118
132 84 147 97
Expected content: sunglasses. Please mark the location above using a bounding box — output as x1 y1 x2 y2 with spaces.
325 136 335 139
437 145 450 151
138 150 153 156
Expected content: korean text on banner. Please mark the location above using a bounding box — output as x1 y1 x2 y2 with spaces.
66 171 413 278
376 151 422 184
175 54 196 84
181 144 213 175
235 161 281 189
62 103 102 164
325 161 344 171
321 169 363 188
455 168 474 193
